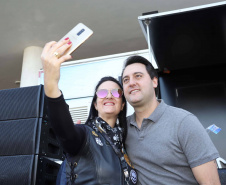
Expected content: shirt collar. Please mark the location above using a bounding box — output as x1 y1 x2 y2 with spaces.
147 99 167 123
128 99 167 126
129 113 137 127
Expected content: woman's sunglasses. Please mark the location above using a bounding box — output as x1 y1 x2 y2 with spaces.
96 89 123 98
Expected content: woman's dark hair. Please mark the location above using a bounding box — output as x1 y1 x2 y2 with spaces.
86 76 127 144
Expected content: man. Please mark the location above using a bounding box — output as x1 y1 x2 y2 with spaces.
121 55 221 185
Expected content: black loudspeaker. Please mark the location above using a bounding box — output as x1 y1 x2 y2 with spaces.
0 85 64 185
0 85 45 120
0 155 60 185
0 118 63 159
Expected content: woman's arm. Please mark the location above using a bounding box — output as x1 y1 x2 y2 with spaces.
41 39 85 155
46 94 86 155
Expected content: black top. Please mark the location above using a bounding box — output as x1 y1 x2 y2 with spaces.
46 94 138 185
45 94 86 155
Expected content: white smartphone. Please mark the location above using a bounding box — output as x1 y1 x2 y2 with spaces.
59 23 93 55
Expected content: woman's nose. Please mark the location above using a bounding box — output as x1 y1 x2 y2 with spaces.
106 90 113 98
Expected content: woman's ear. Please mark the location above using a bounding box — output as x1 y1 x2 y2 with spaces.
121 102 125 111
94 102 98 111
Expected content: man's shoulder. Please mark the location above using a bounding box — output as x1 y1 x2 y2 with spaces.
160 101 198 122
165 103 192 116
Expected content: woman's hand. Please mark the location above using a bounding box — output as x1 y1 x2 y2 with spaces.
41 38 72 98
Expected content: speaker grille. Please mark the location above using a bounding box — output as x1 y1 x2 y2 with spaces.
0 86 43 121
0 118 39 156
0 155 34 185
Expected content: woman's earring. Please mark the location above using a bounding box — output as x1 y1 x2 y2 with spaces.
116 118 119 126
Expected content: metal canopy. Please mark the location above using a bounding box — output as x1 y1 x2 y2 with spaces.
138 1 226 71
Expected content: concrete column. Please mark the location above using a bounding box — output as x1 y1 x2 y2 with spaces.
20 46 43 87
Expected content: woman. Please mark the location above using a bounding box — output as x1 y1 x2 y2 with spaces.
41 38 137 185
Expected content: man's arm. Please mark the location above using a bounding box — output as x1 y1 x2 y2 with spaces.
192 160 221 185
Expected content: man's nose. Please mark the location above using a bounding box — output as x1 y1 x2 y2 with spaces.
129 78 136 87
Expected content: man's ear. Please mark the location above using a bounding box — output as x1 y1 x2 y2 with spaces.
152 77 158 88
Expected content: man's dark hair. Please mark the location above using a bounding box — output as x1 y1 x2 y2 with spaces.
121 55 159 96
86 76 127 145
121 55 158 80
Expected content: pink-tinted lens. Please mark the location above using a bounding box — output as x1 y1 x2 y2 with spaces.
111 89 123 98
96 89 108 98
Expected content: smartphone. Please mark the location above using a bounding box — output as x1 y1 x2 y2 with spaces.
59 23 93 55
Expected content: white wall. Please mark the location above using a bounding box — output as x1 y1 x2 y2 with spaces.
39 49 157 117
